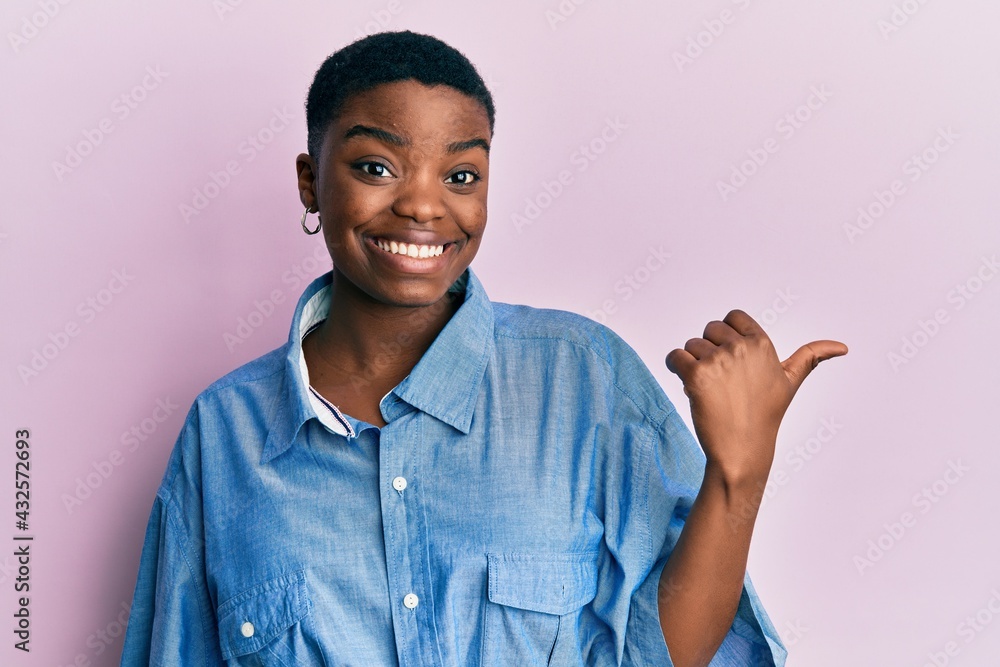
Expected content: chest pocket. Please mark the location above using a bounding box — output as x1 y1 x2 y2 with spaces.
216 569 313 666
482 552 599 667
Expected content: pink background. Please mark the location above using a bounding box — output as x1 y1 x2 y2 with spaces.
3 1 999 665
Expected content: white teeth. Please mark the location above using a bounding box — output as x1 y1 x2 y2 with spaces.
376 238 445 259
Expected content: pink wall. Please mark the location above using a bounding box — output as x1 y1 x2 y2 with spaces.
3 1 999 664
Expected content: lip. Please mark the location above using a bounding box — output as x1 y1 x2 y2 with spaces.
364 235 457 274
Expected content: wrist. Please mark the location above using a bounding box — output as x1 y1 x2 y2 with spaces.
700 459 771 511
703 455 771 491
697 464 769 536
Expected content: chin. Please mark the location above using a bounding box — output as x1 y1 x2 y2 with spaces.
375 283 454 309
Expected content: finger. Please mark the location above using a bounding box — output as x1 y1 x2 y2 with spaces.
782 339 849 393
683 337 717 360
665 348 698 378
702 318 742 346
722 309 765 337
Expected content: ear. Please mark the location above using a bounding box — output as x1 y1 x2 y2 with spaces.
295 153 318 210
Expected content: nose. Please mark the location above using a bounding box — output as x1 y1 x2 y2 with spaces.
391 168 447 224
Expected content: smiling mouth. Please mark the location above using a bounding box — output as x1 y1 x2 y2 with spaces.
372 237 450 259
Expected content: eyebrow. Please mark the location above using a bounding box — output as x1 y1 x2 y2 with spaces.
447 137 491 155
342 124 490 156
343 124 405 148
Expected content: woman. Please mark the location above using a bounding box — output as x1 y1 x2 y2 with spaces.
120 30 846 666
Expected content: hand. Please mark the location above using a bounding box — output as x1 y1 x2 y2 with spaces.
664 309 847 485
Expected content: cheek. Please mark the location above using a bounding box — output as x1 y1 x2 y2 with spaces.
460 198 488 236
325 173 389 223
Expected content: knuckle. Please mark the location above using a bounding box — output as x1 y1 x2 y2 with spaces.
703 320 723 335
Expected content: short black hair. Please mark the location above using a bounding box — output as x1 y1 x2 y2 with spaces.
305 30 496 162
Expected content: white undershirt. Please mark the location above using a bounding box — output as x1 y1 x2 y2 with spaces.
296 285 392 438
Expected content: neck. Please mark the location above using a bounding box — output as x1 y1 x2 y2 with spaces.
307 269 463 386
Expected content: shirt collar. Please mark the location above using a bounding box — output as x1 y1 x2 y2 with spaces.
388 267 492 433
261 266 493 464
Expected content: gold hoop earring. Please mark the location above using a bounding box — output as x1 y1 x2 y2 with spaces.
300 206 321 235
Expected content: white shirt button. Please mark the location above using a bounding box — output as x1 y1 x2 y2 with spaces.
403 593 419 609
392 476 407 491
240 621 255 638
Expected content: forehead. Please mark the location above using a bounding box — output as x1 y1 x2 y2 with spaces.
331 79 491 147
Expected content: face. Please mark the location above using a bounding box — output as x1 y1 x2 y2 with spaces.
296 79 491 308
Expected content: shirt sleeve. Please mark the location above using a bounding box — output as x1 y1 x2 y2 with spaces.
119 408 224 666
619 403 789 666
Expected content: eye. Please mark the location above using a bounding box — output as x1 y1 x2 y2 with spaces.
353 161 393 179
446 170 480 186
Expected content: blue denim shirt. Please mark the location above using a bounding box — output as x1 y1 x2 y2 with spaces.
120 267 787 666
